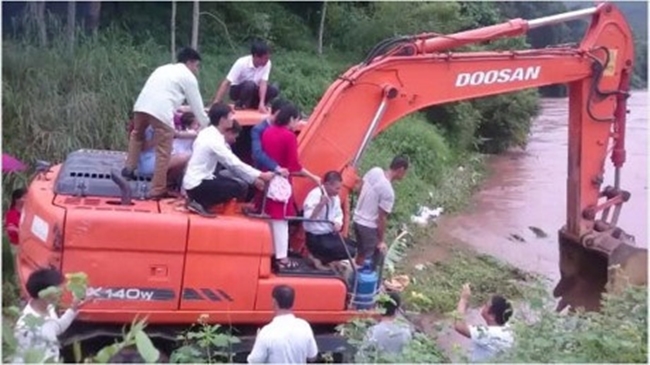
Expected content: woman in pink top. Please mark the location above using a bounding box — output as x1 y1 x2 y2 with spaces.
261 103 320 269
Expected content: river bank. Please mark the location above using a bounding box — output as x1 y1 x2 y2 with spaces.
396 91 648 360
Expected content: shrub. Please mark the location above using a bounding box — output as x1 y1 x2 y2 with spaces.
498 285 647 363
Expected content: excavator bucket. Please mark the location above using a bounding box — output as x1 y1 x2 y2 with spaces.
553 230 648 313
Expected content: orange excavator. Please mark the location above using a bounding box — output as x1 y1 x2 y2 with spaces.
15 1 647 358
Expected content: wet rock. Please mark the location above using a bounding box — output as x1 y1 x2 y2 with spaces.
508 233 526 243
529 226 548 238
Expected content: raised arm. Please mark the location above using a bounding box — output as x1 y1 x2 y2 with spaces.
257 62 272 112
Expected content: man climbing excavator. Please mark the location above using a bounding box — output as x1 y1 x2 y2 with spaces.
14 1 647 358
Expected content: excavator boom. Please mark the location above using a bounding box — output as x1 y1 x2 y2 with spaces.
294 2 646 311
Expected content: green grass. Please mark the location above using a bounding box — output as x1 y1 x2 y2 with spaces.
404 245 539 314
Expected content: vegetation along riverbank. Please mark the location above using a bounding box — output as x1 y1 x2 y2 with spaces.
2 1 647 363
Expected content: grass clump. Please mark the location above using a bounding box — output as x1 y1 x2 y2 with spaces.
402 241 538 314
497 284 647 363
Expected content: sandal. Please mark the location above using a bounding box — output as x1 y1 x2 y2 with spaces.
277 259 300 270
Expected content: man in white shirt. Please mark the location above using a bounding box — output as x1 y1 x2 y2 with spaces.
303 171 357 265
211 40 279 113
247 285 319 364
453 284 514 362
182 103 274 216
123 47 210 200
216 120 254 199
352 156 409 268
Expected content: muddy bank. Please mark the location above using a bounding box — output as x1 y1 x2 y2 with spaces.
433 90 648 281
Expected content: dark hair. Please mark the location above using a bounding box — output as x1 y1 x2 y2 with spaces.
275 103 300 127
389 155 410 171
10 188 26 209
208 103 233 127
271 98 288 114
251 40 270 57
272 285 295 310
488 295 513 325
379 292 401 317
228 120 242 135
179 112 196 130
25 268 64 299
177 47 202 63
323 171 342 184
128 111 134 120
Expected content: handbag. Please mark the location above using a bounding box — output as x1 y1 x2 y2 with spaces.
266 175 292 203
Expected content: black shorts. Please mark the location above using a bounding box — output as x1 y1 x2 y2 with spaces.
353 222 379 258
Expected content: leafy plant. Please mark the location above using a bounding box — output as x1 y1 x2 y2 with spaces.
65 272 88 301
91 316 160 363
170 314 241 363
496 284 647 363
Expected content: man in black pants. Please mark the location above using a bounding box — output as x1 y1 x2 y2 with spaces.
181 103 275 216
302 171 357 265
211 40 280 113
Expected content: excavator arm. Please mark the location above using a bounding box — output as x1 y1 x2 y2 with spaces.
293 2 646 311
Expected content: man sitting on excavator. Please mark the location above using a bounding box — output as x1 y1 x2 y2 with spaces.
211 39 280 112
303 171 357 267
182 103 275 216
215 120 257 201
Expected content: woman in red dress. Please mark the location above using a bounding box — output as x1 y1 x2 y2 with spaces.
261 103 320 269
5 188 26 253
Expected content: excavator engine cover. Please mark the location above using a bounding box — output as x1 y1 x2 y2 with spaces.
554 228 647 312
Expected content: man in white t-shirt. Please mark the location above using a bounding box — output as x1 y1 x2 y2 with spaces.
351 156 409 268
303 171 357 265
453 283 514 362
123 47 210 200
211 40 279 113
247 285 319 364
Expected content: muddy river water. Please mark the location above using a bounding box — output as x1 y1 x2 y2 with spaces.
428 90 647 359
438 90 648 281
